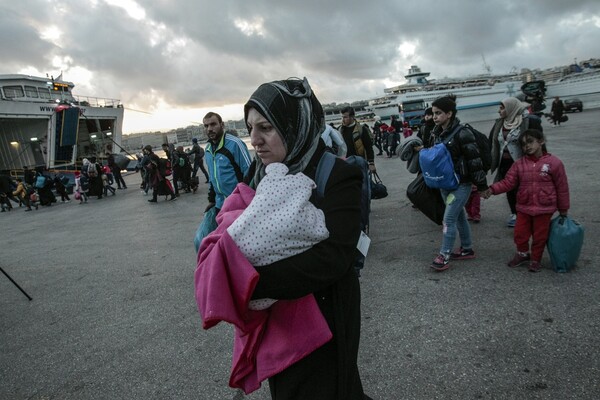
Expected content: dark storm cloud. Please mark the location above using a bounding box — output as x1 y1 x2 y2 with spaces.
0 4 57 72
1 0 599 112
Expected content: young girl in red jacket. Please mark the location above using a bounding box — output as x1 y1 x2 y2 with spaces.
482 129 570 272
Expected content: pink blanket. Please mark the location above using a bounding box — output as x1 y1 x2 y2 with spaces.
194 183 332 393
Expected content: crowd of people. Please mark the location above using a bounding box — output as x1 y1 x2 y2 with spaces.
191 79 570 399
0 154 132 212
2 77 572 400
135 138 214 203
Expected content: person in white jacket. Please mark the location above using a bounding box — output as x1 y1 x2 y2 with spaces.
320 124 347 157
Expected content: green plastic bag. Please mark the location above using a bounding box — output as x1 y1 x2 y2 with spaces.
194 207 218 253
547 215 584 273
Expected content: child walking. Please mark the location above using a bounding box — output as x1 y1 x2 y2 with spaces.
74 171 89 204
101 165 116 196
482 129 570 272
465 184 481 223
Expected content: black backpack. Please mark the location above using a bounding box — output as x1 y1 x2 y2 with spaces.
452 123 492 172
315 151 371 234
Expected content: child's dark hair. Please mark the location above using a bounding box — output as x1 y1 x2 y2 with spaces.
431 95 457 116
519 129 547 152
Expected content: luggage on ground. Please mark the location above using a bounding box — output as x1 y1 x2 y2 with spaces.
547 215 584 272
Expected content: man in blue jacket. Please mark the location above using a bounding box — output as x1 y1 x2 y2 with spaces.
203 112 252 213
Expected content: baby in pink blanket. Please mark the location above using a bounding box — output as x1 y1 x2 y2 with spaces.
227 162 329 310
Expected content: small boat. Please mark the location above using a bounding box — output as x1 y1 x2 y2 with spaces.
0 73 124 172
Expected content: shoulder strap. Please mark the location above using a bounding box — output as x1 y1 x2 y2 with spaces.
443 124 463 145
217 146 244 182
315 151 337 201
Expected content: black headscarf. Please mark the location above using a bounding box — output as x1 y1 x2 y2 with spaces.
244 77 325 186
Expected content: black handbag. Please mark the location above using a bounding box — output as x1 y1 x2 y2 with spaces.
370 172 388 199
406 173 445 225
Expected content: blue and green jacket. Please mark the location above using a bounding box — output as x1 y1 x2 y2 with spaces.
205 133 252 209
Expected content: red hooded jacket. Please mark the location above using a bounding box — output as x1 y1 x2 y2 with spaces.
490 152 569 215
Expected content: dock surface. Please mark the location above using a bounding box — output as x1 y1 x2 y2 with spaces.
2 109 599 399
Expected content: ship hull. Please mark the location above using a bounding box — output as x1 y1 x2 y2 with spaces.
544 70 600 99
367 81 521 121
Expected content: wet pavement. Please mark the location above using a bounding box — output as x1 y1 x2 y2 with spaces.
1 109 599 399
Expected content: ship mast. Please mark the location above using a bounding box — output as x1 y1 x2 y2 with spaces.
481 54 492 74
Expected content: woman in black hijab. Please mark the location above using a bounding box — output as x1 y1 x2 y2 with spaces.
243 78 368 400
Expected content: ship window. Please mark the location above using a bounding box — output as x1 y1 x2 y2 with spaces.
38 88 51 99
2 85 25 98
25 86 39 98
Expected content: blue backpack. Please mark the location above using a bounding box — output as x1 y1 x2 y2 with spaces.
315 151 371 234
419 129 460 190
34 175 47 189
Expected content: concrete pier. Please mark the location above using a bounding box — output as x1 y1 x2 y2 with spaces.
1 109 599 399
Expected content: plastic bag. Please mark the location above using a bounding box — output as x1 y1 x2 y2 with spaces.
547 215 584 273
194 207 218 253
406 173 445 225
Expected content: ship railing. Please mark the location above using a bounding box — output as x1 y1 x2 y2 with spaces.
73 95 122 108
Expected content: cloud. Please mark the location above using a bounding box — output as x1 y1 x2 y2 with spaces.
1 0 599 132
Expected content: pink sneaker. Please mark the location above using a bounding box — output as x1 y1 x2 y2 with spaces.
450 247 475 260
431 254 450 271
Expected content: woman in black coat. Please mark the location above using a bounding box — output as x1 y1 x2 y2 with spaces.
244 78 367 400
85 157 103 199
195 78 367 399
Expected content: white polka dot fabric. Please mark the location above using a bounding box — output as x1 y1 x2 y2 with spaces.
227 163 329 310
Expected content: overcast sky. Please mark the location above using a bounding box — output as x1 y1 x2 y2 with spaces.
2 0 600 133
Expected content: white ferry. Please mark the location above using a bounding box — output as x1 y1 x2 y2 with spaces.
366 65 523 121
543 65 600 99
0 74 124 172
323 100 377 127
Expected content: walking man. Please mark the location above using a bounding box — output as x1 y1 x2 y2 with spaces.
187 138 209 183
203 112 252 213
339 106 376 173
551 96 565 126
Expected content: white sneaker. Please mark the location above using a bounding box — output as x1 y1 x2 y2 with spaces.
506 214 516 228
